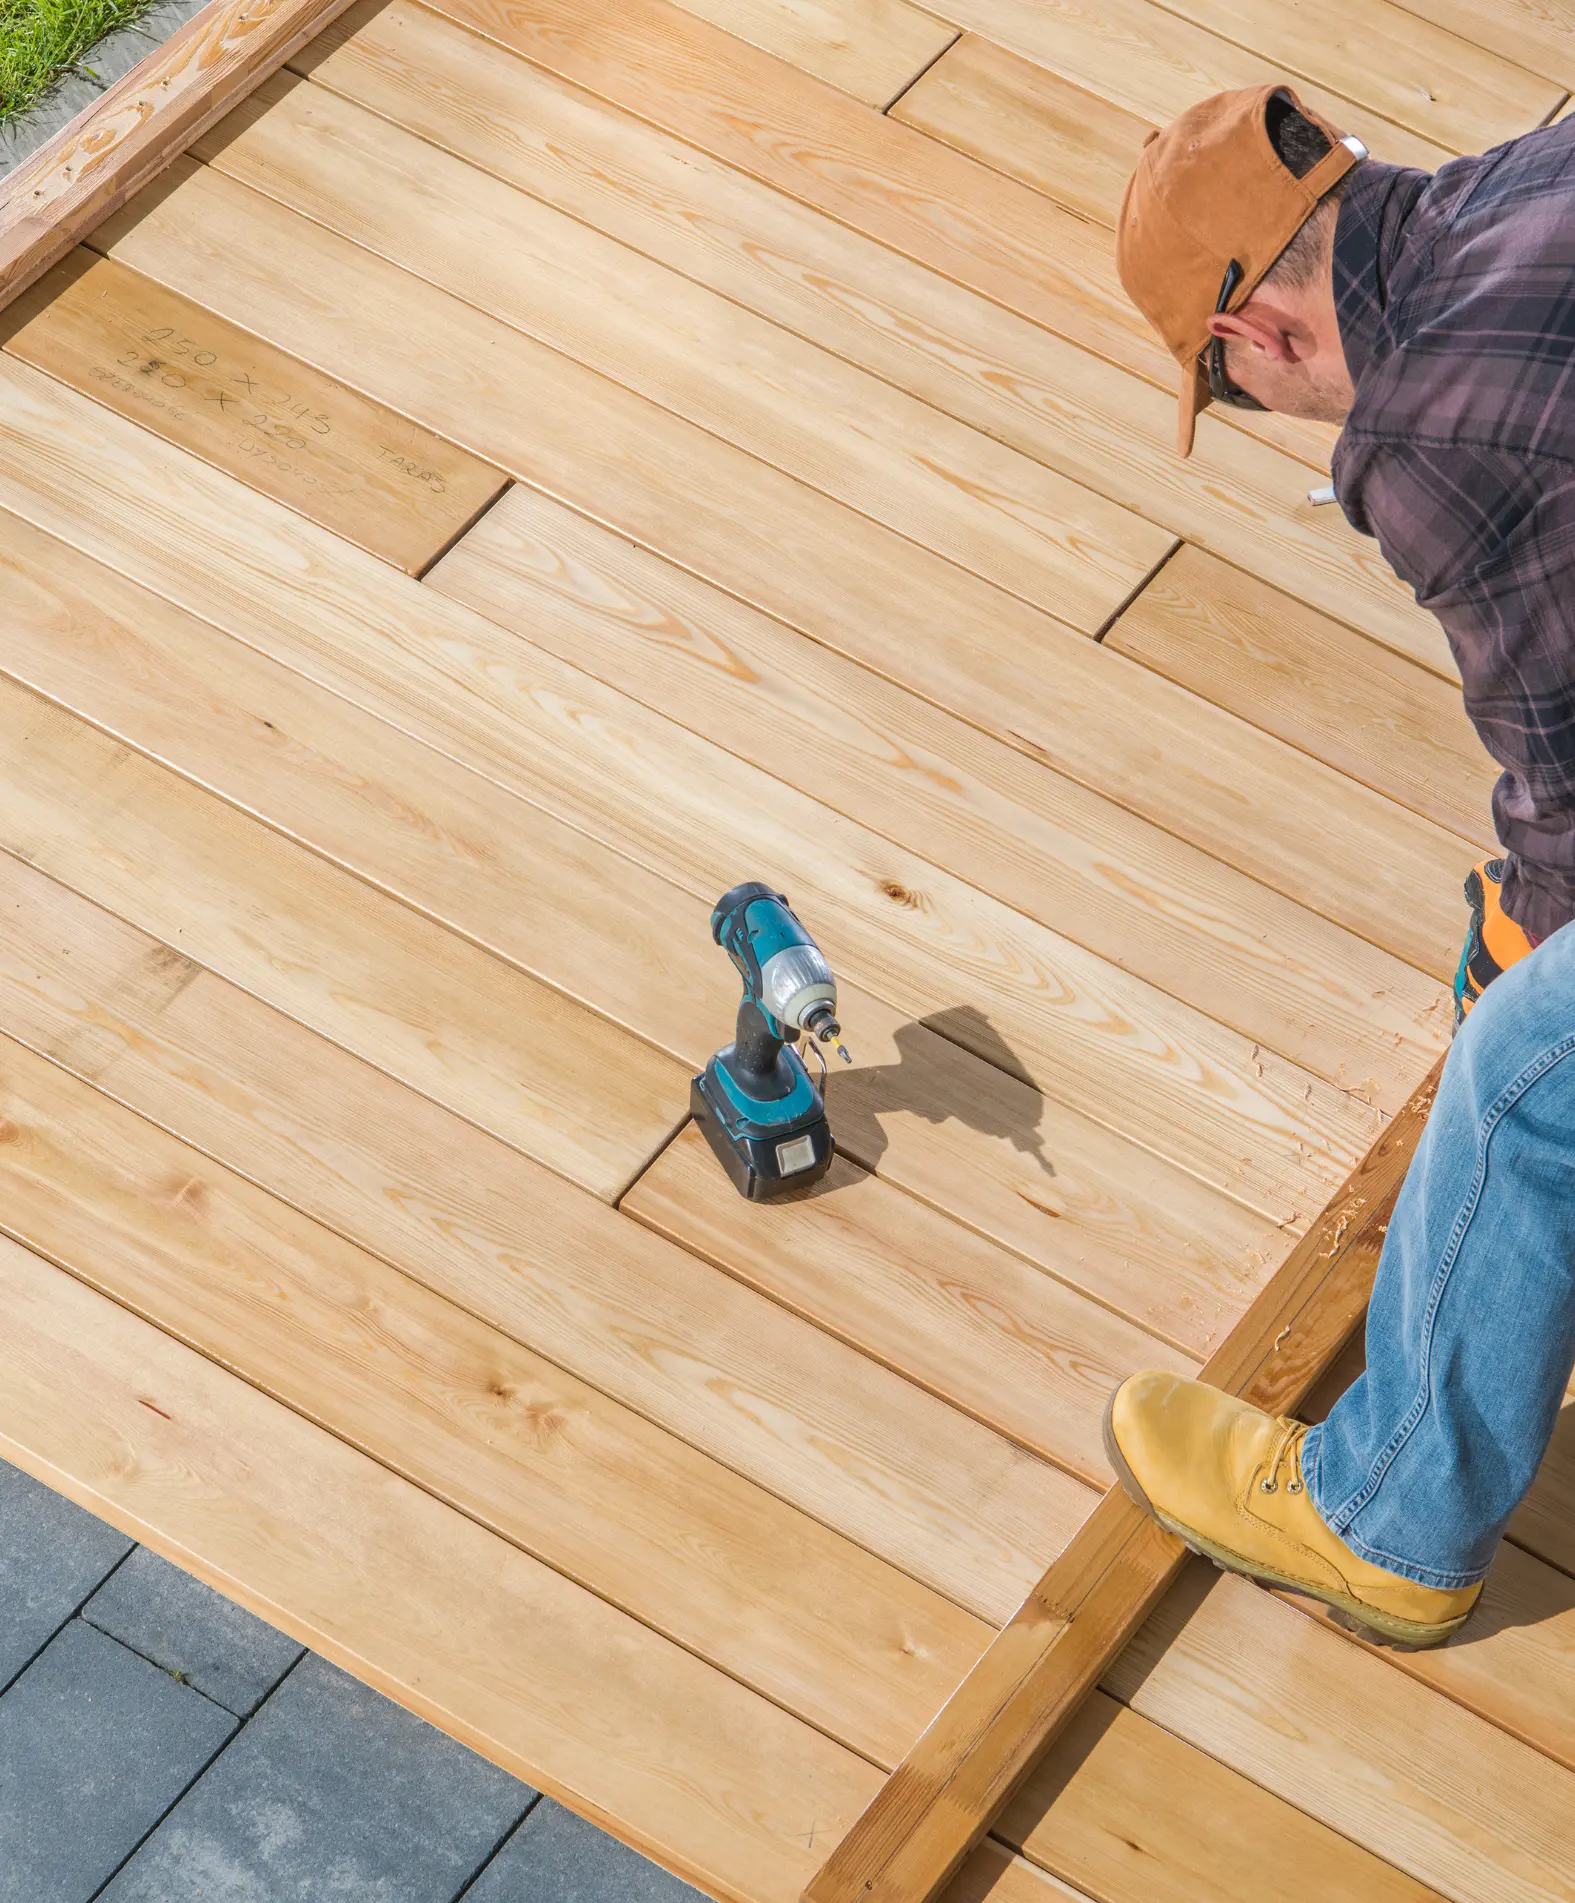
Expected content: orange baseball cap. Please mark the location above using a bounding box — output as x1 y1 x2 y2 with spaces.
1117 85 1365 456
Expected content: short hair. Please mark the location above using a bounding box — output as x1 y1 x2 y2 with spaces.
1261 97 1346 291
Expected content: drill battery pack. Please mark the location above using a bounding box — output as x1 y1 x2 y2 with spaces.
691 1046 833 1201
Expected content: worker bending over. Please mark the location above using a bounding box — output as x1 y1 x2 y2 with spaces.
1106 89 1575 1647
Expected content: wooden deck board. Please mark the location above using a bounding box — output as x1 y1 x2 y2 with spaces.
0 1231 884 1903
625 1123 1194 1480
392 0 1415 474
289 0 1451 669
0 250 505 573
0 850 1091 1623
898 0 1517 156
889 35 1157 223
1002 1689 1448 1903
429 488 1447 1130
1106 1570 1575 1903
0 1026 993 1764
668 0 958 106
1106 545 1499 848
0 364 1391 1224
5 0 1575 1893
193 72 1172 634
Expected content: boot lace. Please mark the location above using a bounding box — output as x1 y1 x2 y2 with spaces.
1258 1418 1306 1495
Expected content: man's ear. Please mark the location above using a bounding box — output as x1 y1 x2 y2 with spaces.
1207 307 1299 364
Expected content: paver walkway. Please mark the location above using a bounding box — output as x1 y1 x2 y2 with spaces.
0 1457 707 1900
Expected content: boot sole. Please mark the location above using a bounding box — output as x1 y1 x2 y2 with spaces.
1100 1392 1471 1651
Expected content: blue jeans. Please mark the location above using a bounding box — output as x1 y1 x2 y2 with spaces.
1302 920 1575 1589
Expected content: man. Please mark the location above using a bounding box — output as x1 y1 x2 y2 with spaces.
1104 88 1575 1647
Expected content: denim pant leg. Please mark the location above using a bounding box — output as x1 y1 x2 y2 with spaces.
1301 921 1575 1590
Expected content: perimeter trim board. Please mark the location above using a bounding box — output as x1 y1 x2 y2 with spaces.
0 0 359 316
800 1056 1443 1903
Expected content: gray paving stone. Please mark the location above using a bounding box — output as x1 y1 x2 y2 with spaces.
0 1459 133 1691
102 1652 532 1900
84 1546 305 1716
0 1616 236 1903
464 1801 711 1903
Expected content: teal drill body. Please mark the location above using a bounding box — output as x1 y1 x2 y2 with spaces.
693 883 850 1201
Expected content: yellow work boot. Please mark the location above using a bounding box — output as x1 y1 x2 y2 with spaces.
1104 1371 1480 1648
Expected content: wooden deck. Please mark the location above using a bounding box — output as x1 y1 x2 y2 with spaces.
0 0 1573 1897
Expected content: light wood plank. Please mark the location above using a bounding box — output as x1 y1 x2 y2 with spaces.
0 851 1086 1623
0 1028 992 1763
403 0 1440 476
0 1230 881 1903
311 0 1459 673
670 0 957 106
432 487 1447 1179
0 364 1391 1225
802 1065 1436 1903
84 185 1470 1014
1287 1537 1575 1776
196 73 1168 634
0 381 1305 1360
1107 0 1558 149
1106 1569 1575 1903
1385 0 1575 90
0 0 358 315
626 1123 1193 1483
945 1844 1091 1902
890 34 1153 225
913 0 1542 153
1516 1387 1575 1581
0 250 505 574
1106 545 1499 848
0 671 689 1201
1001 1688 1446 1903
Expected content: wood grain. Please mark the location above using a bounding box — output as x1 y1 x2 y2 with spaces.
1106 545 1499 849
1515 1384 1575 1581
1108 1569 1575 1903
296 0 1454 670
80 182 1472 1003
0 670 692 1202
0 365 1391 1225
1139 0 1560 149
890 34 1154 225
1 251 505 573
626 1124 1194 1482
0 849 1093 1623
914 0 1535 154
669 0 957 106
196 72 1169 634
431 488 1448 1153
0 1028 995 1763
0 1230 884 1903
1383 0 1575 88
0 387 1309 1365
1000 1688 1446 1903
0 0 361 315
799 1061 1438 1903
405 0 1431 474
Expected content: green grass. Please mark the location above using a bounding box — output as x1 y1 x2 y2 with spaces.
0 0 156 124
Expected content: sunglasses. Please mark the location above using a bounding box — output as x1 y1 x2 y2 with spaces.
1205 258 1267 412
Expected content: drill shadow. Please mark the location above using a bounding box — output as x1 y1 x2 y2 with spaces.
819 1005 1057 1184
1300 1331 1574 1651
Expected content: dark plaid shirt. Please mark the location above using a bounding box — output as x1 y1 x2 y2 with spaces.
1332 128 1575 940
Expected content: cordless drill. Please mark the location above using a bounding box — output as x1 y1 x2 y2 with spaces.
693 883 851 1201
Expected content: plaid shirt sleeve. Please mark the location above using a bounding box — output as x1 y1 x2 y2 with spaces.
1349 440 1575 941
